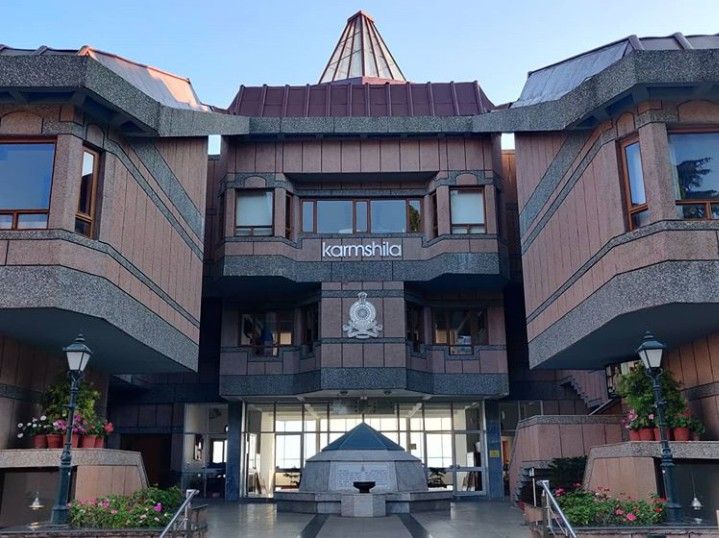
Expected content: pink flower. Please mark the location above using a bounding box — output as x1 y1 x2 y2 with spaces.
626 513 637 522
153 503 162 512
615 508 625 515
111 509 118 515
104 422 114 434
648 414 655 421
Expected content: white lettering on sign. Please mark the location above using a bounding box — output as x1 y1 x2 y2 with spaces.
321 241 402 258
329 462 392 491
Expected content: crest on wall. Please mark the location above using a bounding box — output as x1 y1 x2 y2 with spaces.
343 292 382 339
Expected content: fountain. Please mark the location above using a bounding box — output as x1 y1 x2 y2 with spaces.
275 423 451 516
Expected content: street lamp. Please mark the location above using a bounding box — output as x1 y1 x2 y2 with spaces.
50 334 92 525
636 331 683 524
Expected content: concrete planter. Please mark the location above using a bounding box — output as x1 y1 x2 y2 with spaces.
0 529 163 538
572 526 719 538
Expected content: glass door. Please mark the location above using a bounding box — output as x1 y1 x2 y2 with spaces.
451 431 486 495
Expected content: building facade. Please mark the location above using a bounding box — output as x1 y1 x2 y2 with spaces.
0 16 718 505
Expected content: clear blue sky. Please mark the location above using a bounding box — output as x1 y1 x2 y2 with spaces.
5 0 718 108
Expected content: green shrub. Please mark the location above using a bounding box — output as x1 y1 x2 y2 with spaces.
555 486 665 527
547 457 587 490
69 487 183 529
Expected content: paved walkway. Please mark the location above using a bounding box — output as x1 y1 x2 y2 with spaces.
205 501 528 538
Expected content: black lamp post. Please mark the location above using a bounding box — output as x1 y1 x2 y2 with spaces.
636 331 683 524
50 334 92 525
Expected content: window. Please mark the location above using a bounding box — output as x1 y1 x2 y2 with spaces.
236 191 273 236
211 439 227 464
300 303 319 349
450 189 485 234
619 139 648 229
285 192 293 239
669 131 719 219
406 303 424 352
75 149 100 237
432 308 488 355
430 192 438 237
0 142 55 230
239 311 294 355
301 198 422 234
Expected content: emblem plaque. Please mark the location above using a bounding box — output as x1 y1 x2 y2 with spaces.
343 292 382 339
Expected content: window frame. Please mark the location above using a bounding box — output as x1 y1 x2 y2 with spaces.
75 146 101 238
0 138 57 231
668 126 719 221
618 135 648 231
406 302 425 353
238 310 295 356
235 189 275 237
300 197 423 235
449 187 486 235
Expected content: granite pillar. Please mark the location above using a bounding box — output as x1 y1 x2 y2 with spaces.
484 400 504 499
225 401 243 501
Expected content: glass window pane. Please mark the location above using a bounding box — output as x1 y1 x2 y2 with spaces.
275 435 301 469
236 191 273 227
408 199 422 232
75 218 91 236
0 143 55 210
454 432 483 467
424 403 452 431
670 133 719 200
450 190 484 225
0 214 12 229
679 204 706 219
499 402 519 433
519 401 542 420
302 201 313 232
355 201 368 232
426 433 453 468
17 213 47 229
624 143 646 206
316 200 352 233
452 403 483 431
78 151 95 215
370 200 406 233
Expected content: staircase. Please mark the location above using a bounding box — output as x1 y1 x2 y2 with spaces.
559 370 612 410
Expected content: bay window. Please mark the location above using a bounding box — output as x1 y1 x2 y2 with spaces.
619 138 648 230
236 191 273 236
669 131 719 219
0 142 55 230
450 189 485 234
301 198 422 234
432 308 488 355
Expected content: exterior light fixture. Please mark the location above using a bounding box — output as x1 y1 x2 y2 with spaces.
636 331 666 370
51 334 93 525
636 331 683 524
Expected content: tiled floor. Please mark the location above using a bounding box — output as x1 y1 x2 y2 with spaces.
205 501 528 538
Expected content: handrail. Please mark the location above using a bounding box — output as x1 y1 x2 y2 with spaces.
538 480 577 538
159 489 200 538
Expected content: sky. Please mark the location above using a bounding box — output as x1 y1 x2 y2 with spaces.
4 0 718 110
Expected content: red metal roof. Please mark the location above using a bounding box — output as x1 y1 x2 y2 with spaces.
228 81 494 117
319 10 406 85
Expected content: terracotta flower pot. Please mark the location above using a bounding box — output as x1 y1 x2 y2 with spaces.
81 435 97 448
639 428 655 441
95 436 105 449
32 435 48 449
46 434 63 448
71 433 80 448
628 429 641 441
673 427 691 441
653 427 661 441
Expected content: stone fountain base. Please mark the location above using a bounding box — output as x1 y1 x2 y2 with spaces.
275 490 451 515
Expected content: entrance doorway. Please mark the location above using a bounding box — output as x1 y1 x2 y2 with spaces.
242 399 487 498
120 434 172 488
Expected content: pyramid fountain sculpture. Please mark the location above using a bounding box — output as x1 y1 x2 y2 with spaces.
275 423 451 516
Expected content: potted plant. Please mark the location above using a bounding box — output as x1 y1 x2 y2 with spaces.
622 409 643 441
52 414 86 448
96 420 114 448
669 410 691 441
47 417 64 448
17 416 52 448
688 415 705 441
81 415 100 448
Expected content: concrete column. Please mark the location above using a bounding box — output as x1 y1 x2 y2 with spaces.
436 185 451 236
638 122 677 222
48 134 84 231
274 187 286 238
484 186 497 235
225 401 243 501
224 189 235 238
484 400 504 499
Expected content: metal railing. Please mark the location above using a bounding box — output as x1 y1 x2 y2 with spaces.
538 480 577 538
159 489 206 538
